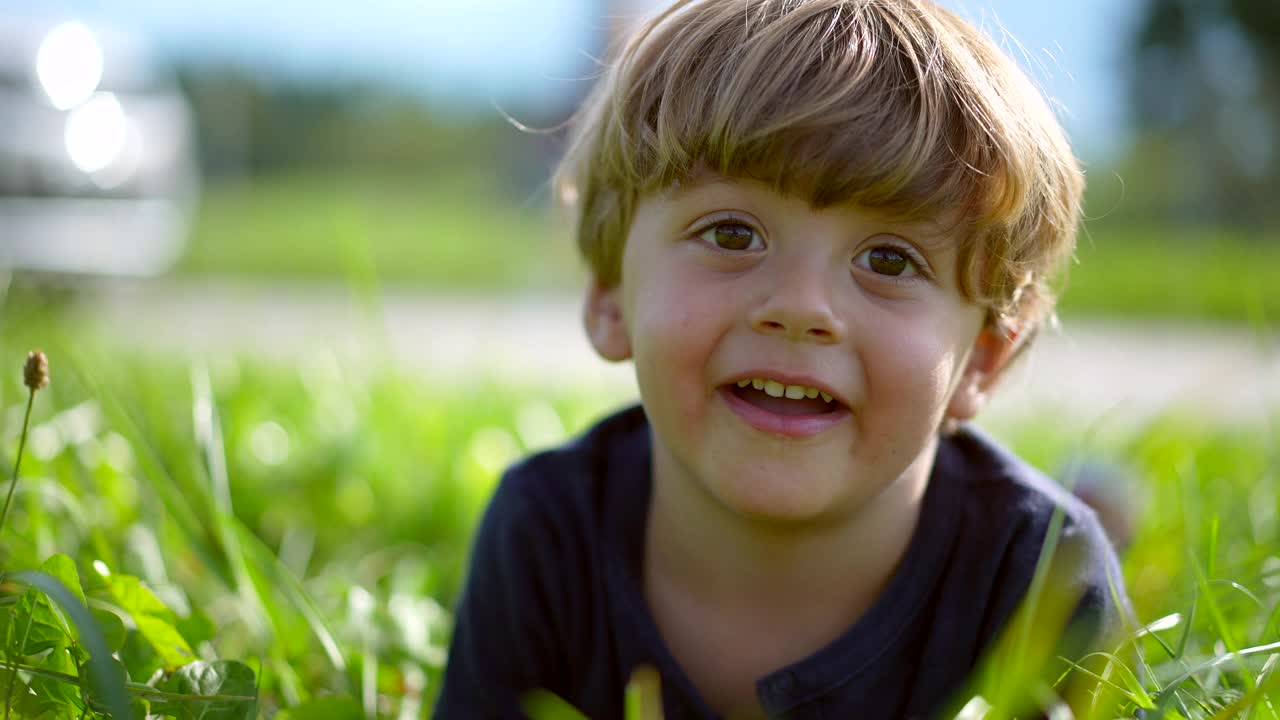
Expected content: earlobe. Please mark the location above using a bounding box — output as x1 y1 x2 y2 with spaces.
945 323 1022 422
583 278 632 362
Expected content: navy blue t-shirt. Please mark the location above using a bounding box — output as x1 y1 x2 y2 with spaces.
436 405 1129 719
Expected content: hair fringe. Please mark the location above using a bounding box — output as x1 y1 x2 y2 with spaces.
555 0 1084 330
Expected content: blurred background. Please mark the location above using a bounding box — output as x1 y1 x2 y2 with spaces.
0 0 1275 416
0 1 1277 717
1 0 1276 378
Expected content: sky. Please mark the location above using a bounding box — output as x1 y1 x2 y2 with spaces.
3 0 1146 160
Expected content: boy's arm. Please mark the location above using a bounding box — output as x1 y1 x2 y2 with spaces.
434 476 567 718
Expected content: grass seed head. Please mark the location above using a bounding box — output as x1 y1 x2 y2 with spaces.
24 350 49 391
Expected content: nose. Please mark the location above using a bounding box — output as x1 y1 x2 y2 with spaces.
747 265 846 344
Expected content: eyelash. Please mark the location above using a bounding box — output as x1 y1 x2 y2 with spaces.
690 217 932 281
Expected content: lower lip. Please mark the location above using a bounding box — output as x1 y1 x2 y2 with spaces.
717 387 851 438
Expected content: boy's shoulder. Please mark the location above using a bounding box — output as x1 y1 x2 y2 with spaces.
505 403 648 481
490 403 650 523
930 425 1130 662
938 424 1121 580
941 425 1105 532
436 406 652 717
469 404 652 588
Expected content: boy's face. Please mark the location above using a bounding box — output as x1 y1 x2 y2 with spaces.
585 172 1016 524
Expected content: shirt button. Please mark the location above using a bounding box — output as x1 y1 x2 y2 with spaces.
772 673 795 694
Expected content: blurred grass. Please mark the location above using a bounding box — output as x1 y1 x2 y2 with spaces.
2 297 1279 714
0 322 628 715
176 172 580 290
6 165 1280 713
175 174 1279 323
1063 224 1280 322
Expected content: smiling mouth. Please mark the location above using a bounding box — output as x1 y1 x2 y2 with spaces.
726 379 840 417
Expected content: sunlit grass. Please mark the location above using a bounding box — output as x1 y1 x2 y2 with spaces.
1 316 1277 715
178 172 580 291
1063 224 1280 322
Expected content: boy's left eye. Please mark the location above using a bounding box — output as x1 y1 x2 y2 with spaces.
854 246 921 278
697 222 763 251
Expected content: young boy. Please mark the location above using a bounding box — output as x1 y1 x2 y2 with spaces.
437 0 1131 717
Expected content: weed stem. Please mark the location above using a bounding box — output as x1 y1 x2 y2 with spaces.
0 389 35 541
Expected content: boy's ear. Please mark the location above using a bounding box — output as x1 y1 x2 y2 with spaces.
583 278 632 362
946 322 1024 423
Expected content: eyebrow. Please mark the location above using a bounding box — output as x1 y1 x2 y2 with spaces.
661 167 739 198
661 169 963 252
883 217 961 252
836 199 965 252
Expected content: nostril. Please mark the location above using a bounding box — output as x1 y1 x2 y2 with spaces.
807 328 832 338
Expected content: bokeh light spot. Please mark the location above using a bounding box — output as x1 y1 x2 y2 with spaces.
64 92 127 173
37 21 104 110
249 420 290 466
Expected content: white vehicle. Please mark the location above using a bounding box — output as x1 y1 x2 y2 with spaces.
0 17 198 277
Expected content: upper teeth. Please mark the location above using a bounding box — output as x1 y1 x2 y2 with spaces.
737 378 833 403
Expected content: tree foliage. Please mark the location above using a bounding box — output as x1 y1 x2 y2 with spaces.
1128 0 1280 225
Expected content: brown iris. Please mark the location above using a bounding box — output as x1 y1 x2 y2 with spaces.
867 247 910 276
711 224 755 250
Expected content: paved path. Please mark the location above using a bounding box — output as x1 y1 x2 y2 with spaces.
65 278 1280 427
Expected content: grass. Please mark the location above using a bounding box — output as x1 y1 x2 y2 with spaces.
174 173 1279 324
176 172 580 291
0 307 633 717
1062 224 1280 322
1 294 1278 716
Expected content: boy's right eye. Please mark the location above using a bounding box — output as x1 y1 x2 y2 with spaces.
697 221 764 251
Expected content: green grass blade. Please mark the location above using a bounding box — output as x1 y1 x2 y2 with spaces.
1264 598 1280 645
1208 579 1266 612
1153 640 1280 711
12 570 129 720
65 348 228 585
625 666 662 720
1207 514 1219 578
233 522 349 677
522 690 588 720
1176 592 1197 660
191 363 274 641
1209 654 1280 720
1190 552 1255 692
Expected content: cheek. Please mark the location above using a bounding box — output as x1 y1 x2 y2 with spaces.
627 280 719 403
627 260 720 358
873 301 984 400
864 331 966 413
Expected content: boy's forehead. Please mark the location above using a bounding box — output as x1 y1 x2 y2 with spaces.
656 168 965 250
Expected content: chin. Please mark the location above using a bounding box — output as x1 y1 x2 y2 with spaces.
706 465 849 526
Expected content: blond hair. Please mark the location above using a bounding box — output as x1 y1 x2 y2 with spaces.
555 0 1084 332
